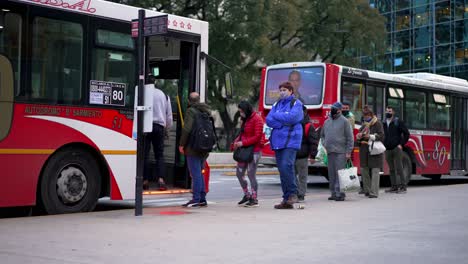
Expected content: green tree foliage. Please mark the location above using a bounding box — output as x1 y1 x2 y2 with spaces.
113 0 385 149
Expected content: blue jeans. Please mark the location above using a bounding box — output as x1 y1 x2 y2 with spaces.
186 155 206 202
275 148 298 201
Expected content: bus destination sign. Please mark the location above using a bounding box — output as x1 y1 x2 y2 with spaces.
89 80 126 106
132 15 168 37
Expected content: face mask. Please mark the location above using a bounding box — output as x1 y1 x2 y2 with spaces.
331 108 339 116
386 113 393 119
364 116 372 122
279 91 289 99
342 110 349 116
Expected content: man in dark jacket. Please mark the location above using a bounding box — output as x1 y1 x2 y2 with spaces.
179 92 212 207
383 106 410 193
295 106 319 202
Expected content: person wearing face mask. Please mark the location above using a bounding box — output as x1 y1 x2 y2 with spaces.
341 102 355 129
266 82 304 209
320 102 354 201
231 100 265 207
356 105 385 198
383 106 410 194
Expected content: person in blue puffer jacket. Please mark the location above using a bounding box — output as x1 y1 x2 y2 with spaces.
266 81 304 209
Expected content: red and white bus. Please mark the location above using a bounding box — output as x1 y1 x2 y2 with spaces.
0 0 210 214
259 62 468 181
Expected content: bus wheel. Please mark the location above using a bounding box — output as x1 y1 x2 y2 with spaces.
40 148 101 214
402 151 412 185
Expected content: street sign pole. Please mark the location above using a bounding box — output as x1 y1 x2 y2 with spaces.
135 9 145 216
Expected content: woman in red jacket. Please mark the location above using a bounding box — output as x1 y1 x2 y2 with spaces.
232 101 264 207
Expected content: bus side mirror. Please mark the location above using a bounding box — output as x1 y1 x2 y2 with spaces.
225 72 233 99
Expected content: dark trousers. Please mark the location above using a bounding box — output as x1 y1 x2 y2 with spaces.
143 123 165 181
385 147 405 186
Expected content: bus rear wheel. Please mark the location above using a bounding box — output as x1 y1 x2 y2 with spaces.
39 148 101 214
402 151 412 185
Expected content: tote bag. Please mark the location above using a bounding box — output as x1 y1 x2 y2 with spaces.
338 161 360 192
369 140 386 155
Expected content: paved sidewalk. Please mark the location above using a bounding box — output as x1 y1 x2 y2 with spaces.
1 184 468 264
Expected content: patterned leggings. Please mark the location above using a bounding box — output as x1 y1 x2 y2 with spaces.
236 152 261 198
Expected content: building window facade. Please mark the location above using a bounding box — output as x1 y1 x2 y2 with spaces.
361 0 468 80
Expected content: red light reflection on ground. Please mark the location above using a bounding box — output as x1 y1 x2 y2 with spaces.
158 211 189 216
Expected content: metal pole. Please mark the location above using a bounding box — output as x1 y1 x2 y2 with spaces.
135 9 145 216
432 1 436 73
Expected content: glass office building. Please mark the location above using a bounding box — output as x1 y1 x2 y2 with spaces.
362 0 468 80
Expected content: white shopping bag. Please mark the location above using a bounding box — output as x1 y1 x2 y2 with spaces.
338 161 360 192
369 140 386 155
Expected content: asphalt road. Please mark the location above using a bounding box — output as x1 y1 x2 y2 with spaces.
1 171 468 264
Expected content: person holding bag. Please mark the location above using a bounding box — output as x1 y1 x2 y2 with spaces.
356 105 385 198
231 101 264 207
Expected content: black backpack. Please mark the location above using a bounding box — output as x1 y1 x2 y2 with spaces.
189 109 217 152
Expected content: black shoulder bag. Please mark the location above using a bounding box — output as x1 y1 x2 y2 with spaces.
233 124 255 162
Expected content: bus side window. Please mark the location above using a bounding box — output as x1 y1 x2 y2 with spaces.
387 87 404 120
342 80 364 123
405 90 426 129
31 17 83 104
428 93 450 130
0 12 22 96
91 30 135 107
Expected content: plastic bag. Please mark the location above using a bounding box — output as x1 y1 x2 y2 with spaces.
338 161 360 192
315 139 328 165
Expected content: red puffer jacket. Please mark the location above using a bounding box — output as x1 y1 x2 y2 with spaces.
234 112 265 152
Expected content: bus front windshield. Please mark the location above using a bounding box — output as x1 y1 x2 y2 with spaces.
265 67 324 105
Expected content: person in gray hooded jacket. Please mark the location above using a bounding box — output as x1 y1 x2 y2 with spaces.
320 102 354 201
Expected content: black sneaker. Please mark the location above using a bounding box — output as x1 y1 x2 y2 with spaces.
358 189 365 194
182 200 200 208
244 198 258 208
199 200 208 207
238 195 250 206
297 195 305 202
385 186 399 193
274 202 293 209
335 196 345 201
397 185 407 194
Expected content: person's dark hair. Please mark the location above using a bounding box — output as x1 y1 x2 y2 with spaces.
238 100 253 120
278 81 294 92
342 101 351 107
386 106 395 111
145 74 156 85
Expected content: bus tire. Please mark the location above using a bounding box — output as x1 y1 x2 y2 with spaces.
402 151 412 185
40 148 101 214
